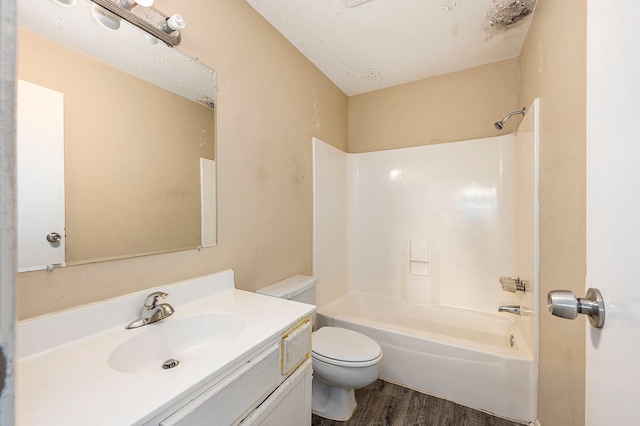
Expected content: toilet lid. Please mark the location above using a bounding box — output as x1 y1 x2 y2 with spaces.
312 327 382 365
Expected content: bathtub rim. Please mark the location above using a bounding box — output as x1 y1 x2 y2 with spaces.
317 291 534 360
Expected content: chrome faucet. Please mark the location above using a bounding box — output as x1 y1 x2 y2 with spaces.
126 291 175 329
498 305 522 316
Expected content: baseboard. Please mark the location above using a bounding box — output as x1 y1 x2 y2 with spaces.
530 420 541 426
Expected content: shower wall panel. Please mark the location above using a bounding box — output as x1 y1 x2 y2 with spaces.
347 135 517 313
312 138 349 307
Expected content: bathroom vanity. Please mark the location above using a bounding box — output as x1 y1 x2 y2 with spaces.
16 270 314 425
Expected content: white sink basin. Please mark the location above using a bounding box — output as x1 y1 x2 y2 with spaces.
108 312 244 374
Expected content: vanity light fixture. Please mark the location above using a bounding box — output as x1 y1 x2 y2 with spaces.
159 14 186 34
89 0 185 46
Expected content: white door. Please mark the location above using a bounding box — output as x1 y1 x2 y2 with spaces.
585 1 640 424
16 80 65 271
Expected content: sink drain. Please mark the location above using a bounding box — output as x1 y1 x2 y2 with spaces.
162 359 180 369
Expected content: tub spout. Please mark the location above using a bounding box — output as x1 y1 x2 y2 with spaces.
498 305 522 315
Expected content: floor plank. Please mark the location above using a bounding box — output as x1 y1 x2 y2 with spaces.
311 380 525 426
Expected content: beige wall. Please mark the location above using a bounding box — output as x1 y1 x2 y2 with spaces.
519 1 586 425
16 0 348 319
348 58 519 152
18 30 215 263
346 2 588 423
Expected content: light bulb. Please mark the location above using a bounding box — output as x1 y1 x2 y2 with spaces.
91 4 120 31
118 0 154 10
160 14 185 33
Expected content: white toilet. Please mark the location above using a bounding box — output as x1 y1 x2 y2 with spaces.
257 275 383 421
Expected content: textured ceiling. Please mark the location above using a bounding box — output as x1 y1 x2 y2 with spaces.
247 0 536 96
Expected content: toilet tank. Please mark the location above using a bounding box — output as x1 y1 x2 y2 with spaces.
256 275 317 305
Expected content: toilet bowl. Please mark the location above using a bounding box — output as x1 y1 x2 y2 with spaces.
311 326 383 421
255 275 383 421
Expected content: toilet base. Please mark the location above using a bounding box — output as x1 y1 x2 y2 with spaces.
311 377 357 421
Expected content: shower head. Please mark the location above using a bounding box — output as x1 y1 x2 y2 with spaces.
494 108 526 131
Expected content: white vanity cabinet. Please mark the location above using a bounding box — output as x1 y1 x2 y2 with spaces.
240 359 312 425
157 320 313 426
16 270 315 426
240 320 313 426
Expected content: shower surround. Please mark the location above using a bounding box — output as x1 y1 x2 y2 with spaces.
312 100 538 422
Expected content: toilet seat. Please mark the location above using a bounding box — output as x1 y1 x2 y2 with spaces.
312 327 382 367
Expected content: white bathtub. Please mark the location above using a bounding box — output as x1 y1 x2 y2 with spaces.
315 292 536 423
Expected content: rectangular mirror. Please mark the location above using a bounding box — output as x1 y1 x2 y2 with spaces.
16 0 216 271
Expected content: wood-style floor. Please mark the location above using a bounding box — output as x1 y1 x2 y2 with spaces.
311 380 525 426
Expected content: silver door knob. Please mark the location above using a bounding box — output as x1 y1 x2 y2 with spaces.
547 288 605 329
46 232 62 243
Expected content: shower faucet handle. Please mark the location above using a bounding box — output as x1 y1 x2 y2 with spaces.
499 276 527 293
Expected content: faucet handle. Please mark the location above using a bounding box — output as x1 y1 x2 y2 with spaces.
499 276 527 293
144 291 168 307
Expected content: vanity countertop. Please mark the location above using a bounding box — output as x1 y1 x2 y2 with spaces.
16 270 315 426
